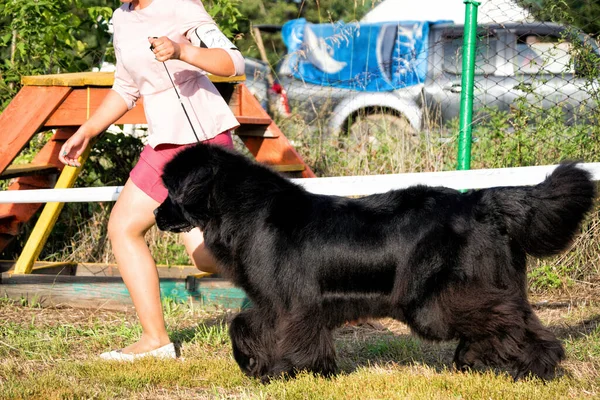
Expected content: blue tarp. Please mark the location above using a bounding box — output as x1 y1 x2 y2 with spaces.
281 18 441 92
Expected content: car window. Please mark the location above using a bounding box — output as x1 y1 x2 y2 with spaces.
514 34 574 74
442 34 498 75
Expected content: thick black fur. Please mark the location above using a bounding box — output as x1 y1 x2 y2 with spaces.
155 143 595 382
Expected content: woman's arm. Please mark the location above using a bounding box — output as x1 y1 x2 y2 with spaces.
59 91 130 167
150 36 241 77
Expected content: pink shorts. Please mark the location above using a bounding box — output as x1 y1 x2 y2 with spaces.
130 131 234 203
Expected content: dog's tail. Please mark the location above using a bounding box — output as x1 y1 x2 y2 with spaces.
484 162 595 257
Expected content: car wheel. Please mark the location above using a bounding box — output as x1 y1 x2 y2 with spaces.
343 112 418 149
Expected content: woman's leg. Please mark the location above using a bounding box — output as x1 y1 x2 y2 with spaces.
181 228 220 274
107 178 171 354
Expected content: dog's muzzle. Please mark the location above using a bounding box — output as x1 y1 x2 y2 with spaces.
154 203 194 233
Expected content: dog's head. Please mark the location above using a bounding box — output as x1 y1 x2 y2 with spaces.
154 142 299 233
154 144 223 233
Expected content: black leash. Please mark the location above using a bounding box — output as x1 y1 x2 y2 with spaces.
151 38 202 143
161 62 202 143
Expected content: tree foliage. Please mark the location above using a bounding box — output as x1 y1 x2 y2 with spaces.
520 0 600 35
204 0 244 38
0 0 114 109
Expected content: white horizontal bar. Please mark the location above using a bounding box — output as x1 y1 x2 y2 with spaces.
0 186 124 204
1 163 599 204
294 162 600 197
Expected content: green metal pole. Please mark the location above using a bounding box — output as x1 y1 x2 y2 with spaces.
457 0 480 171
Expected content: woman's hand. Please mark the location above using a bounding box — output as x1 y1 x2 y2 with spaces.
59 130 90 167
149 34 241 77
149 36 181 62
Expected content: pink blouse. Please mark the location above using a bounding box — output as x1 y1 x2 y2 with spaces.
111 0 244 147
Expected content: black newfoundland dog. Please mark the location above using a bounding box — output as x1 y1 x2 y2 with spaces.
155 144 595 382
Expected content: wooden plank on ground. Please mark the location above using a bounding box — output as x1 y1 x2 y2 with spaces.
73 262 207 279
0 274 249 310
0 260 215 279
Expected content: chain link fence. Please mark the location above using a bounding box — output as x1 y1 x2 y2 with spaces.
264 0 600 171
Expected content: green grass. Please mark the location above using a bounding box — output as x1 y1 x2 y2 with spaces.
1 297 599 399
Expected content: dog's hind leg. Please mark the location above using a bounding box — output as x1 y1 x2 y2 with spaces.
229 308 276 380
510 310 565 380
446 286 564 380
453 321 564 381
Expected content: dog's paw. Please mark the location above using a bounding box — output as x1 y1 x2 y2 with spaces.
238 356 275 381
233 350 269 379
262 356 338 381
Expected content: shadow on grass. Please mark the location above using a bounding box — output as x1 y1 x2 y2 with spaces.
333 326 457 375
167 313 456 374
551 314 600 340
165 306 600 380
168 313 232 356
333 310 600 378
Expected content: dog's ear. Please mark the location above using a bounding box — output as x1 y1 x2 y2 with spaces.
167 165 219 230
161 143 213 190
178 166 216 206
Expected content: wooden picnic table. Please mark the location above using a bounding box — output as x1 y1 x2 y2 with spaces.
0 71 314 274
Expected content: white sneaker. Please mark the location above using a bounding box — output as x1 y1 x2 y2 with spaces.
99 342 177 361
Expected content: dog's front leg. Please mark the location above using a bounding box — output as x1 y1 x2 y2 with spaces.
229 308 276 379
267 307 337 379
